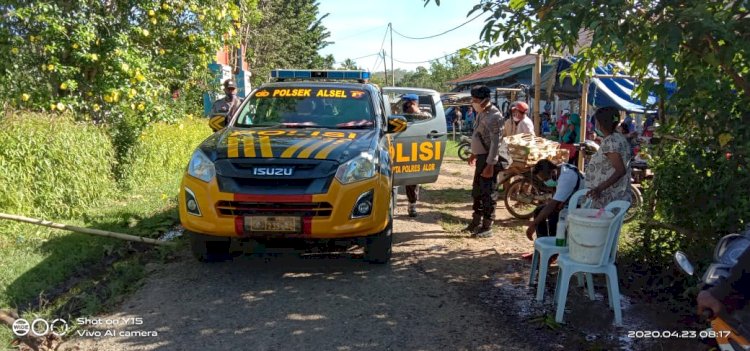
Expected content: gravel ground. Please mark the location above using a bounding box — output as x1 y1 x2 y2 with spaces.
60 159 701 351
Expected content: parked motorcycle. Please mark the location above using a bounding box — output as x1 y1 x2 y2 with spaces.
502 141 642 221
674 232 750 350
457 135 472 161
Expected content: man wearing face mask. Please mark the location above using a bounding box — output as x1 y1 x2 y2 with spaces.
524 159 584 242
503 101 535 137
210 79 243 117
464 85 505 238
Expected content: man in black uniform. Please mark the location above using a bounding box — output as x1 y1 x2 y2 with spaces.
464 85 505 238
210 79 242 117
401 94 431 217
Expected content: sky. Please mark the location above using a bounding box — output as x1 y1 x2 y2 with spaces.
317 0 513 72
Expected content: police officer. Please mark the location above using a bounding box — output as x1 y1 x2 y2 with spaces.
211 79 243 117
464 85 505 238
401 94 431 217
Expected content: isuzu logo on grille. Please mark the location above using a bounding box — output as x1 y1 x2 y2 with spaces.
253 167 294 176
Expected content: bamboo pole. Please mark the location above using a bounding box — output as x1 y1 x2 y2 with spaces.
578 78 590 171
0 213 176 246
533 54 542 134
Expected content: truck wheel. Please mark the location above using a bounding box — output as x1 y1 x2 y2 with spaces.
189 231 231 262
364 221 393 264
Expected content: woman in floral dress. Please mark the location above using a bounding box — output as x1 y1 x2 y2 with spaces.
585 106 631 209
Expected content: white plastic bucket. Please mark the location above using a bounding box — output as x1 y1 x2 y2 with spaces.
567 208 614 264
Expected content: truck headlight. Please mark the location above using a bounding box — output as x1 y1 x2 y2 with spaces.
187 150 215 183
335 152 377 184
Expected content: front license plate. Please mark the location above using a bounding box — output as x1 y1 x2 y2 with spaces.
244 216 301 233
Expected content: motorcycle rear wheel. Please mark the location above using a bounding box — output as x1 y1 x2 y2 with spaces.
457 143 472 161
504 179 546 219
624 184 642 222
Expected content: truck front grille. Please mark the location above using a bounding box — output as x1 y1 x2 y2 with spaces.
216 201 333 217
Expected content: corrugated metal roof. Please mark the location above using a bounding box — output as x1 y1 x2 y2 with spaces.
449 54 537 85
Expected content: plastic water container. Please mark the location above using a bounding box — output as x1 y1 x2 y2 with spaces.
567 208 614 264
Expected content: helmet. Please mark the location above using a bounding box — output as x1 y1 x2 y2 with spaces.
402 93 419 102
511 101 529 114
223 79 237 89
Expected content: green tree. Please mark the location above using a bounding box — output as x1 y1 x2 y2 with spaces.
339 58 359 70
399 55 486 91
428 0 749 254
244 0 332 86
0 0 246 120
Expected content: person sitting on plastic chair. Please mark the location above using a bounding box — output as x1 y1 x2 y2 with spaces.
523 159 584 259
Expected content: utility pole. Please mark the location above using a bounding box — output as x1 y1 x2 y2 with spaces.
382 50 388 84
389 23 395 86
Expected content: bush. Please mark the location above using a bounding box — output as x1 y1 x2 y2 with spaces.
0 112 117 218
120 116 213 192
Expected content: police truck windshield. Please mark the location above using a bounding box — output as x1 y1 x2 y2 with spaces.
234 87 375 129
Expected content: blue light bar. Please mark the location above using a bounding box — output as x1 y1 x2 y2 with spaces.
271 69 371 81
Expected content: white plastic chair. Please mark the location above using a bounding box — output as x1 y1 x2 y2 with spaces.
553 200 631 325
529 189 595 301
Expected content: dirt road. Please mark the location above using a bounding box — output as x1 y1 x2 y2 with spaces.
61 159 694 351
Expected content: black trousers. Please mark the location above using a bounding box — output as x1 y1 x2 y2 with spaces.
472 154 503 220
406 185 419 204
533 205 560 237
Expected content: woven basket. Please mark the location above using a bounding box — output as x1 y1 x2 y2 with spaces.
504 133 560 166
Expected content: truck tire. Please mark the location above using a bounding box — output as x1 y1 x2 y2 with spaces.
364 221 393 264
189 231 231 262
365 191 394 264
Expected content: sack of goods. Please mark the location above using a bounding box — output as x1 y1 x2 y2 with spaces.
503 133 561 167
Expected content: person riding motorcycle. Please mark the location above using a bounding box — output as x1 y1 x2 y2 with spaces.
697 246 750 317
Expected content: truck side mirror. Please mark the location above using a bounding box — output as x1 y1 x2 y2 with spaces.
209 115 226 132
386 116 408 134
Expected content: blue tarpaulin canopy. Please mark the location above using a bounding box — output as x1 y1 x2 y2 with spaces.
546 58 677 113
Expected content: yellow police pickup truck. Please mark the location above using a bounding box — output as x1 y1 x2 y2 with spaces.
180 70 447 263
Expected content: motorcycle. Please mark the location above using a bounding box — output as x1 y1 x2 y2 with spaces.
674 231 750 350
457 135 472 161
502 140 642 221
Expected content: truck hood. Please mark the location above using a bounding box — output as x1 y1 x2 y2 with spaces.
201 127 378 163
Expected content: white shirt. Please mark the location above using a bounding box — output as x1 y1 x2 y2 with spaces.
552 164 584 203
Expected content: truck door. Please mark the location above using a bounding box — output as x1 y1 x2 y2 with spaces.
382 87 447 186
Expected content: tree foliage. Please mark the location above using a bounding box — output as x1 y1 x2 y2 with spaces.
0 0 246 122
427 0 750 239
244 0 333 86
399 55 486 91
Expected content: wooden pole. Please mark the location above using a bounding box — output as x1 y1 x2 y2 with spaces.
533 54 542 134
382 50 388 84
578 78 590 171
0 212 176 246
390 23 395 86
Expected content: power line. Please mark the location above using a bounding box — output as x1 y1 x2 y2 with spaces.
371 56 383 73
332 24 389 42
392 13 483 40
371 50 383 72
387 41 483 64
377 25 389 54
344 52 382 62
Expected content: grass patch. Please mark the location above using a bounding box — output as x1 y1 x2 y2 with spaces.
438 217 465 233
0 112 210 347
443 139 461 159
421 187 471 205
